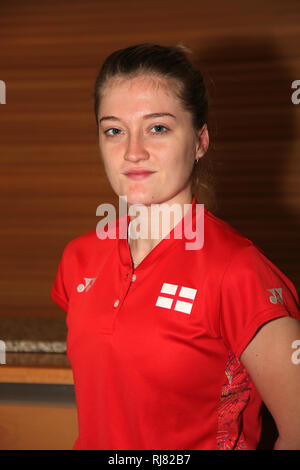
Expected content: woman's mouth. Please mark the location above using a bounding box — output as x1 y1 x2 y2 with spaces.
124 170 155 180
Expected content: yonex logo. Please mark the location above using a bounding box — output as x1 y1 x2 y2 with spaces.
268 288 283 304
77 277 97 293
156 282 197 314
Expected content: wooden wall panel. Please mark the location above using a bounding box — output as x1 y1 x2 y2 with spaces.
0 0 299 321
0 403 77 450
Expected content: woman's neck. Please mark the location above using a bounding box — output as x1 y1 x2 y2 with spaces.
127 194 193 267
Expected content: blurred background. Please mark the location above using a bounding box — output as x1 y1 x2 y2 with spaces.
0 0 299 450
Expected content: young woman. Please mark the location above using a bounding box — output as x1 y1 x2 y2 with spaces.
51 43 300 450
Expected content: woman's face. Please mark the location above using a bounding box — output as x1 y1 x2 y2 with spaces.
97 74 208 207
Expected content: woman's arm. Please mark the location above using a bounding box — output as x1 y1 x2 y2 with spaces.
240 316 300 450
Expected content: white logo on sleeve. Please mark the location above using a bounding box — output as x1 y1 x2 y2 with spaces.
156 282 197 314
77 277 97 293
268 288 283 304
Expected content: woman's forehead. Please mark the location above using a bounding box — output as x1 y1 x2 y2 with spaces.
102 73 181 99
97 74 192 125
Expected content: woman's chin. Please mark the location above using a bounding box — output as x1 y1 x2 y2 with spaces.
121 191 156 207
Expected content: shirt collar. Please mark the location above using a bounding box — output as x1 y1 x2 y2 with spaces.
117 195 201 272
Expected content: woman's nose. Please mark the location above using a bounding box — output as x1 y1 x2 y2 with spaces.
124 133 149 162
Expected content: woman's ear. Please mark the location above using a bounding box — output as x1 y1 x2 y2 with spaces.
195 124 209 160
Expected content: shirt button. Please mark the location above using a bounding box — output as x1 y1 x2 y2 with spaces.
113 299 119 308
131 274 136 282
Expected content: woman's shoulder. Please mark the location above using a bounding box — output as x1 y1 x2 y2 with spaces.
61 225 118 259
203 207 257 259
203 209 299 302
64 210 128 250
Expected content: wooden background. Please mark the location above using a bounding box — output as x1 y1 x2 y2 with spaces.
0 0 299 451
0 0 299 320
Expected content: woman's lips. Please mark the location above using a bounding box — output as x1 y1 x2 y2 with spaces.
124 171 155 180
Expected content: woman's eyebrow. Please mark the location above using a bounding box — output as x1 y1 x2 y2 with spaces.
98 112 176 124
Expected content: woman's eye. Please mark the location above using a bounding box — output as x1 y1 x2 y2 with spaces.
104 125 168 137
151 125 168 134
104 128 122 137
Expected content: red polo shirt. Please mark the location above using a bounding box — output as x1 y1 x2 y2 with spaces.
50 195 300 450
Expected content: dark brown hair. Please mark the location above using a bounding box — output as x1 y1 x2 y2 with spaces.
93 42 216 210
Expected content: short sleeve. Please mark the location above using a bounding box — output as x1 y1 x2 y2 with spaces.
220 244 300 359
50 241 76 313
